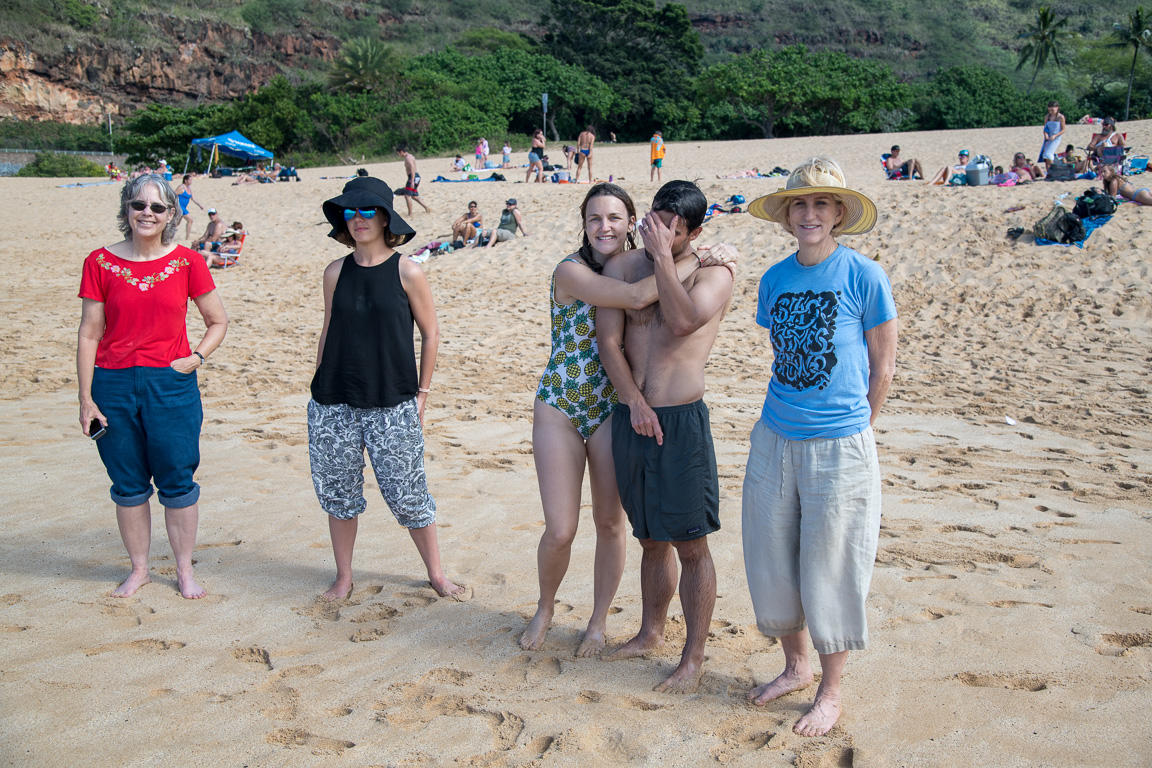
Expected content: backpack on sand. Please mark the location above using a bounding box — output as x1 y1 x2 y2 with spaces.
1072 188 1118 218
1033 205 1086 244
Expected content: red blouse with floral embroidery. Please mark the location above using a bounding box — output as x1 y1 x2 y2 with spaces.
78 245 216 369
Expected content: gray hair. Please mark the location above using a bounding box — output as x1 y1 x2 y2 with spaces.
117 174 181 245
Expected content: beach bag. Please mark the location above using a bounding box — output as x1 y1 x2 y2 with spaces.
1073 189 1117 218
1033 205 1085 243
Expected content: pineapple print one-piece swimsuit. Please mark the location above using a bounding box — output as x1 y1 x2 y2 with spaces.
535 259 618 439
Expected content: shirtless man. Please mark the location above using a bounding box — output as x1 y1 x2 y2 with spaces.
191 208 226 256
395 146 431 215
598 180 735 693
884 145 923 180
576 126 596 183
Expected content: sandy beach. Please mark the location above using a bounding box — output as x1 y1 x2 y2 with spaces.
1 122 1150 767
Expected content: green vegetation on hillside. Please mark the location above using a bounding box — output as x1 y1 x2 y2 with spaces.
3 0 1151 167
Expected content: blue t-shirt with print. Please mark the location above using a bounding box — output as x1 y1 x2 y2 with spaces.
756 244 897 440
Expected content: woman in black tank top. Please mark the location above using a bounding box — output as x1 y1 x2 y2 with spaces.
309 177 465 602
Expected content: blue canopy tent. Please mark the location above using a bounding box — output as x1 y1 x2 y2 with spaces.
188 130 273 174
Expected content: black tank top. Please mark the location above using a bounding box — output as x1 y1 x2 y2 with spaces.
310 253 418 408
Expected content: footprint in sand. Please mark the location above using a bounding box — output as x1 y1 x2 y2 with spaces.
954 672 1048 691
86 638 186 656
350 627 387 642
708 721 777 765
265 728 354 755
350 604 400 623
421 667 473 685
989 600 1054 609
232 646 273 669
1096 630 1152 656
86 597 156 625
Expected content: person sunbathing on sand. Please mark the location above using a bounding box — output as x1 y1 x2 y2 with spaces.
929 149 971 185
1098 163 1152 205
1010 153 1044 181
885 146 923 180
716 168 761 179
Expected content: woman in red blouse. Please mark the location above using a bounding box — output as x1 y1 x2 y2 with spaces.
77 174 229 599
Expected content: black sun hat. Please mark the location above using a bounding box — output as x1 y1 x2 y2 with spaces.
322 176 416 245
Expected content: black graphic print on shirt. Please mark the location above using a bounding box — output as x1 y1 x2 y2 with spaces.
769 290 839 390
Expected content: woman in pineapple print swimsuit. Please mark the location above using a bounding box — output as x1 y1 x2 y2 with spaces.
523 182 739 656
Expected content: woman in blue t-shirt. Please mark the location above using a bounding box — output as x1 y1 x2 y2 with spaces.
741 157 898 737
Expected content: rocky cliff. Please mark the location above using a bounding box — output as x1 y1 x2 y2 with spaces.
0 12 341 124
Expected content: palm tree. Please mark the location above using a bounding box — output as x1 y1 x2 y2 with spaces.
1108 6 1152 120
1016 6 1070 94
328 38 399 94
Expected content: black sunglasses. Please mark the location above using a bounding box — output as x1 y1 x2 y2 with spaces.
129 201 172 214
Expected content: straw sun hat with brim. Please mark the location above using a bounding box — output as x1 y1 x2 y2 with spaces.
322 176 416 245
747 156 877 235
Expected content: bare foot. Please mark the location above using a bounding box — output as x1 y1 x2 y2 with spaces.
748 667 814 705
794 691 841 737
176 570 207 600
112 569 151 598
321 580 353 602
520 605 553 651
603 631 664 661
575 627 606 658
430 576 466 599
654 659 703 694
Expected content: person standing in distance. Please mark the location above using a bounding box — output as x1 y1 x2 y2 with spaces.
650 131 665 182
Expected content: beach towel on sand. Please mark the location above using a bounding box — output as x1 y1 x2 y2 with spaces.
432 173 506 182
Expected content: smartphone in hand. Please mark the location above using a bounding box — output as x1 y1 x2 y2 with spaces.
89 419 106 440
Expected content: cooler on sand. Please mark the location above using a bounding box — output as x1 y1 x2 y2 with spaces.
966 156 991 186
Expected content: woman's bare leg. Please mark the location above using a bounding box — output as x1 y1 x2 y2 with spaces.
164 503 205 598
113 501 152 597
408 523 463 597
522 400 588 650
323 515 357 600
579 416 627 657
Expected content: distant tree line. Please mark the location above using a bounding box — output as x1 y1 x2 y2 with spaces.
13 0 1152 167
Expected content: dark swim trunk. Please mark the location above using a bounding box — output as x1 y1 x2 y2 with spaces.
612 399 720 542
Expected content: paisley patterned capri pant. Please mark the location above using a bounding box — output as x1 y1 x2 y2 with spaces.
307 398 436 527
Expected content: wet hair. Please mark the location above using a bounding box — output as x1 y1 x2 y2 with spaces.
332 208 406 249
651 180 707 232
577 183 637 273
117 174 180 245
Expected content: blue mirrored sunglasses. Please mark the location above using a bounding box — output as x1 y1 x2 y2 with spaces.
343 208 378 220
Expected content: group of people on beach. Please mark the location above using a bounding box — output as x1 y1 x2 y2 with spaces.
897 103 1147 202
77 153 896 737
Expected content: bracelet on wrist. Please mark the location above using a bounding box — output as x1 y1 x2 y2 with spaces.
418 387 430 393
193 351 205 363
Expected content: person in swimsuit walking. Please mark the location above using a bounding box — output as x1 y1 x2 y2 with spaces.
1039 101 1066 168
522 183 738 657
173 175 204 240
394 146 430 215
